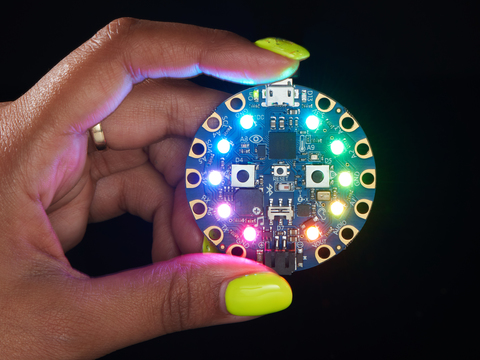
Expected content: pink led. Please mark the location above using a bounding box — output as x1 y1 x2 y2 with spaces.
217 203 232 219
243 226 256 241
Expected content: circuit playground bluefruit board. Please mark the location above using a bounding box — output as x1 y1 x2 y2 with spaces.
185 79 376 274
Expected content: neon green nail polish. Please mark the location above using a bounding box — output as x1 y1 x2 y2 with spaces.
255 37 310 60
202 236 220 253
225 272 293 316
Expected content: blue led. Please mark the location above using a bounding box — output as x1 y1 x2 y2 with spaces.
208 171 223 185
240 115 254 129
217 139 231 154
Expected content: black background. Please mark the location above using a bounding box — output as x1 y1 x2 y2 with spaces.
1 1 477 359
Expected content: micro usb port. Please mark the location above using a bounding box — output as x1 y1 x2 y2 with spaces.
265 79 296 106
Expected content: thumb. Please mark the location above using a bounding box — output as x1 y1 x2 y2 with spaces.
76 254 292 358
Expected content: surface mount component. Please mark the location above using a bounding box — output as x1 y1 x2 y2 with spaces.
185 79 376 274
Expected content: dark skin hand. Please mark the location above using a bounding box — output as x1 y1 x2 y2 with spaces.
0 18 302 359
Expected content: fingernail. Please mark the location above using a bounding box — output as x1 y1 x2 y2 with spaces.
202 236 220 253
255 37 310 60
225 272 293 316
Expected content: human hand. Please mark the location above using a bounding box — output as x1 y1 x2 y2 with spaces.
0 19 307 359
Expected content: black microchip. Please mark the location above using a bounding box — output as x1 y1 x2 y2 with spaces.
269 132 296 159
235 189 264 217
297 204 311 217
257 144 266 158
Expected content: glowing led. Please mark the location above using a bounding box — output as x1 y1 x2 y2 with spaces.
217 203 231 218
338 172 353 187
331 201 345 216
217 139 231 154
331 140 345 155
208 171 222 186
306 226 321 241
243 226 256 241
240 115 254 129
306 115 320 130
253 89 260 101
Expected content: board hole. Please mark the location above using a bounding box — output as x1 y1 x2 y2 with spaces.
317 247 331 259
192 202 206 215
192 142 205 156
318 97 331 110
208 228 222 241
230 97 244 110
207 116 220 129
356 143 370 156
356 201 370 214
341 227 354 240
362 172 375 185
341 117 354 129
231 245 245 257
187 172 200 185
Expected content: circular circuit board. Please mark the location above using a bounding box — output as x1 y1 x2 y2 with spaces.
185 79 376 274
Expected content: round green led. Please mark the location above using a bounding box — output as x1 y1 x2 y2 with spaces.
338 172 353 187
330 140 345 155
306 115 320 130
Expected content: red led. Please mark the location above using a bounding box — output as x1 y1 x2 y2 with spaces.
243 226 256 241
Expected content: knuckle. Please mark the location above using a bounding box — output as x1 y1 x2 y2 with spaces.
208 28 234 43
205 27 243 51
159 262 215 333
80 17 140 54
104 17 140 40
161 264 192 333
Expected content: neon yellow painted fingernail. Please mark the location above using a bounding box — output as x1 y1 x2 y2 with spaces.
255 37 310 60
202 236 220 253
225 272 293 316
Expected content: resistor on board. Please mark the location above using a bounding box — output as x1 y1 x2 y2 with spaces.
270 116 276 129
207 153 215 166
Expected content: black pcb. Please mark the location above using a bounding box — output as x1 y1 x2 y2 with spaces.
234 189 264 216
269 132 296 159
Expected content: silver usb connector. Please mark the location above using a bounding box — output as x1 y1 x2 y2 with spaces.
263 78 299 107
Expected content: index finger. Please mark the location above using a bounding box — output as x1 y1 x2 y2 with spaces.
20 18 300 135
